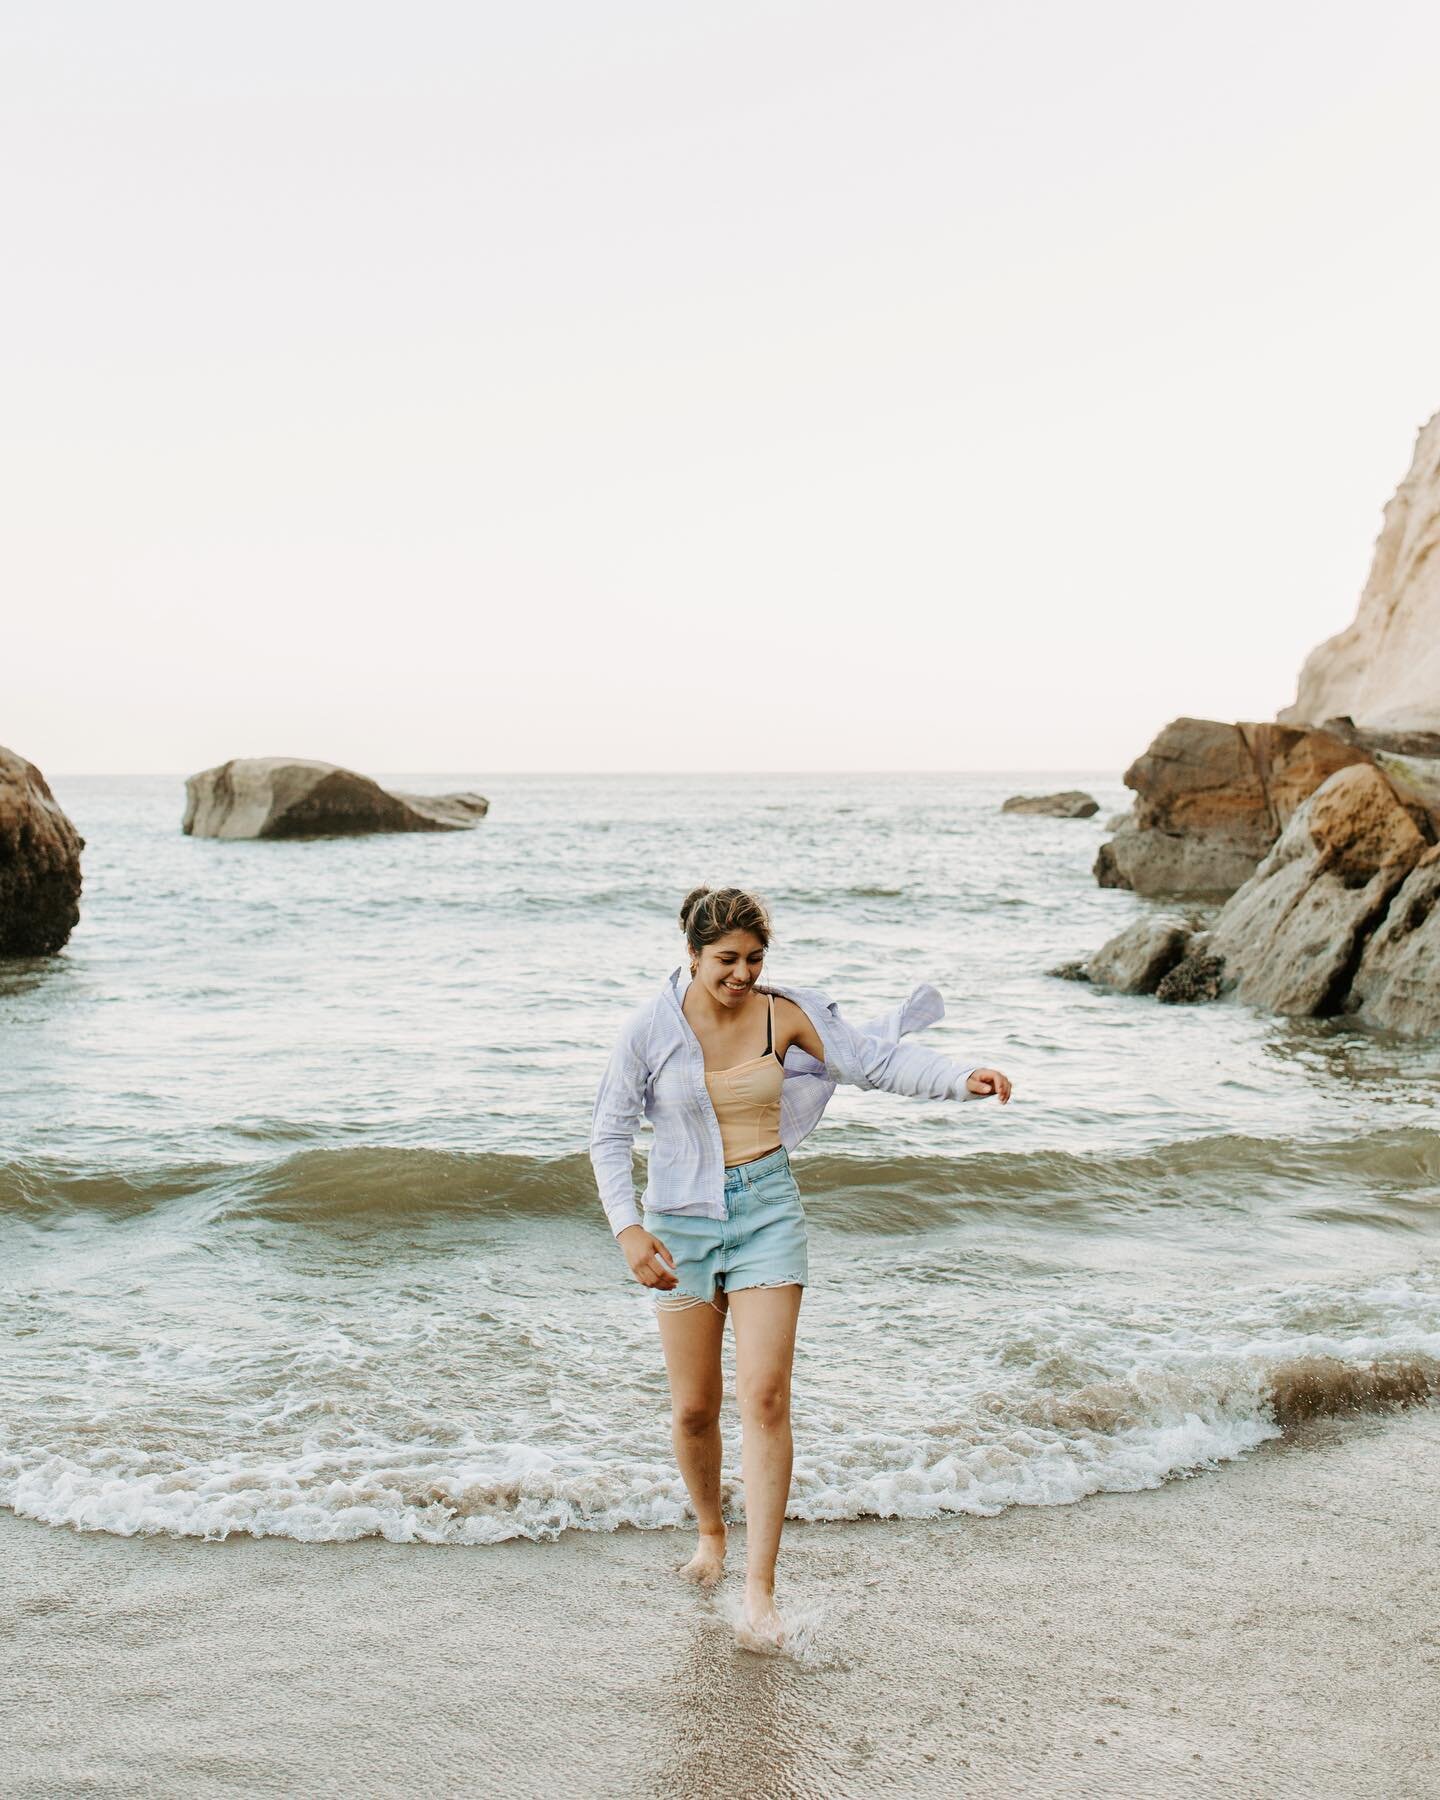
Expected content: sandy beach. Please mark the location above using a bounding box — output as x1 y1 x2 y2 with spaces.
5 1404 1436 1799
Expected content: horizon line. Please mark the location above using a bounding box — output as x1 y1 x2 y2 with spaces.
45 766 1129 779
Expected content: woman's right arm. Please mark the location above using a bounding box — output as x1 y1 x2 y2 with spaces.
588 1021 677 1288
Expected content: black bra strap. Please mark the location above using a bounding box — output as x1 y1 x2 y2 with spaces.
765 992 773 1057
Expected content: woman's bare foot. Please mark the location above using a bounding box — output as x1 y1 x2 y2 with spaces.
742 1577 785 1647
676 1526 727 1587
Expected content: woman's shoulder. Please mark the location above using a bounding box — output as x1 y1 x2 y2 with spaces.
769 991 812 1020
764 977 837 1016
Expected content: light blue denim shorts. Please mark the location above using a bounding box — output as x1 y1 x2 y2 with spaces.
643 1144 808 1315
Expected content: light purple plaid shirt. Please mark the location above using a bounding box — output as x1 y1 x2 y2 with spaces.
589 964 986 1235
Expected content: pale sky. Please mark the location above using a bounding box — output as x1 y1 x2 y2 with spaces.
6 1 1439 775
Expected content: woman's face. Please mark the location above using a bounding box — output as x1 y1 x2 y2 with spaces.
693 930 766 1009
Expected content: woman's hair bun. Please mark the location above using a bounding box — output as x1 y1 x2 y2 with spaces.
678 885 712 934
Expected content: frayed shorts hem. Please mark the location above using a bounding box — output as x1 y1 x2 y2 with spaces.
652 1274 806 1316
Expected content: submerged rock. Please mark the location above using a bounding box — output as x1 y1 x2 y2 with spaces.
0 746 85 955
1280 409 1440 736
1094 717 1370 898
1207 764 1427 1016
183 759 490 840
1086 915 1192 995
1001 790 1099 818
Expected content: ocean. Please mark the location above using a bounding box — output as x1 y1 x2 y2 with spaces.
3 770 1437 1549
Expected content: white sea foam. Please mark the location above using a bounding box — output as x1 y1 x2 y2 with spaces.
5 1275 1436 1546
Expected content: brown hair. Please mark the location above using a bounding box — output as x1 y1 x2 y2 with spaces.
679 886 772 965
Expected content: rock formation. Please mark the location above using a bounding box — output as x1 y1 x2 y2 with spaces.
1084 914 1192 994
0 746 85 955
1071 762 1440 1032
1081 407 1440 1032
1206 764 1427 1015
1001 790 1098 817
1345 847 1440 1035
183 759 490 840
1153 941 1225 1005
1280 410 1440 735
1094 717 1372 898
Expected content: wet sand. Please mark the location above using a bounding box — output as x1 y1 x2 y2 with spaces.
4 1407 1437 1799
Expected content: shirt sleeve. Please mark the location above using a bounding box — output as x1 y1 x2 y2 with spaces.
826 1004 986 1101
589 1019 650 1236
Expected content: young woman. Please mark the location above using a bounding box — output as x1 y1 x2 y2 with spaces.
589 885 1012 1644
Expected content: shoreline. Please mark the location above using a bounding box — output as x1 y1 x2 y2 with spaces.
4 1405 1437 1798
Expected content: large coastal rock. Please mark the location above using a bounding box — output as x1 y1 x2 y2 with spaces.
1073 764 1440 1030
0 746 85 955
1001 790 1099 818
1344 847 1440 1035
183 759 490 840
1280 410 1440 735
1094 717 1369 898
1207 765 1427 1015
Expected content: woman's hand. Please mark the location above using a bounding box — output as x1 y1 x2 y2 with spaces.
617 1225 678 1289
966 1067 1012 1103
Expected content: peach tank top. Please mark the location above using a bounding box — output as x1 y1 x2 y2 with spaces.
704 991 785 1167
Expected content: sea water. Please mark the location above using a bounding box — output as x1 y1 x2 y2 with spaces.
2 771 1437 1545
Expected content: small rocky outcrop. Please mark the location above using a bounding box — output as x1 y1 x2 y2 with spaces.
1206 764 1427 1015
1280 410 1440 736
1344 847 1440 1035
1154 942 1226 1005
1094 717 1372 898
1001 790 1098 818
1086 915 1193 995
0 746 85 955
183 759 490 840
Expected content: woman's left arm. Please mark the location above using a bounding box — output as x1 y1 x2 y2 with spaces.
855 1032 1011 1103
778 996 1011 1104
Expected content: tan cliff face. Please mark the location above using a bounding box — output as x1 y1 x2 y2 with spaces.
1280 409 1440 735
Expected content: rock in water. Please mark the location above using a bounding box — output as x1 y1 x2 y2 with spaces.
1154 949 1226 1005
1345 847 1440 1035
1086 915 1193 994
1094 717 1370 898
1046 960 1091 982
1280 410 1440 735
183 759 490 840
1207 764 1427 1015
0 746 85 955
1001 790 1099 817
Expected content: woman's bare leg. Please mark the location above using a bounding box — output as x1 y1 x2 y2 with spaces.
727 1284 803 1639
655 1297 729 1584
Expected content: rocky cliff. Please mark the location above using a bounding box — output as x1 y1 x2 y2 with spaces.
1280 410 1440 735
